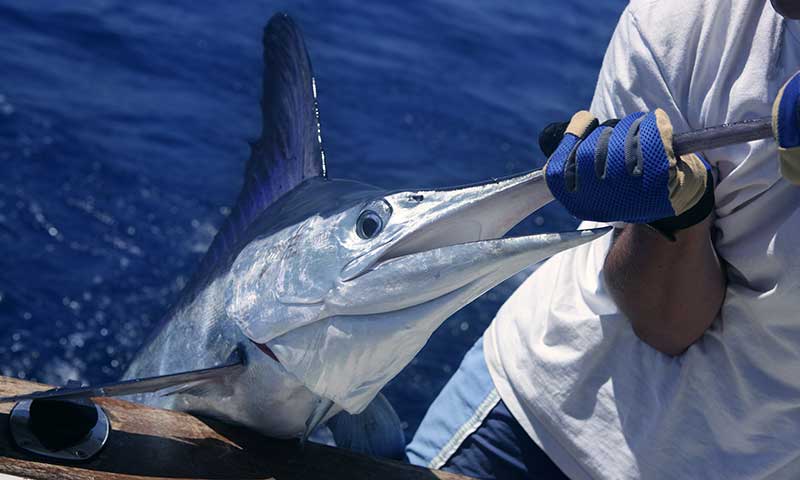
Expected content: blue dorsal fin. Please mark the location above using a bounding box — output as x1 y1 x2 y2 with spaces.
245 12 326 203
204 13 326 267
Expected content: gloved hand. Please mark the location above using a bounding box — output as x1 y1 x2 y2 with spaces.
542 109 713 236
773 70 800 184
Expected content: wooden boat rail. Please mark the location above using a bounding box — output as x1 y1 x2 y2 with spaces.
0 376 473 480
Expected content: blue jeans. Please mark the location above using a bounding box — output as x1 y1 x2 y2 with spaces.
406 337 567 479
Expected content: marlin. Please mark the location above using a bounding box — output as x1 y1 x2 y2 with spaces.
1 14 608 456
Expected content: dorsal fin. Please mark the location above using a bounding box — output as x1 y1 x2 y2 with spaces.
246 13 326 201
204 13 326 267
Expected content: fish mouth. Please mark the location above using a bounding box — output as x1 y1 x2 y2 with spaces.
329 227 610 317
339 169 554 282
330 169 610 317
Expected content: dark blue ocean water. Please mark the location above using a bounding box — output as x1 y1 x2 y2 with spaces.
0 1 626 437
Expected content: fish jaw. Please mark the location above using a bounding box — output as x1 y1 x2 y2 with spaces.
340 169 554 281
265 227 609 414
328 228 610 317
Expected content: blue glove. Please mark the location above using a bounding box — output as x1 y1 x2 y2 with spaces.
543 109 712 227
773 70 800 184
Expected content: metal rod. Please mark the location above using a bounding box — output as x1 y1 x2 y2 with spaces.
672 116 773 156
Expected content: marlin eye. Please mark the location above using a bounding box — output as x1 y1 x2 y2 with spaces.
356 210 383 239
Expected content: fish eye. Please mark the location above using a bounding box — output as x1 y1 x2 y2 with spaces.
356 210 383 239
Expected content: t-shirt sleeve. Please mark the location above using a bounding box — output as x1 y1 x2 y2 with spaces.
589 8 692 134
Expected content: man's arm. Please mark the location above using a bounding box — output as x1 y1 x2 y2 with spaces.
603 217 725 356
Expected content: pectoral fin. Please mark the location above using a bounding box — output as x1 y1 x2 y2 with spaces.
0 348 245 403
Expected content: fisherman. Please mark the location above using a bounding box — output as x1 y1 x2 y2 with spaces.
407 0 800 478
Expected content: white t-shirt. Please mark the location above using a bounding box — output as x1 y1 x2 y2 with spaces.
485 1 800 478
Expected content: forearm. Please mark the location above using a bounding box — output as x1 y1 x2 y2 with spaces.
603 217 725 356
